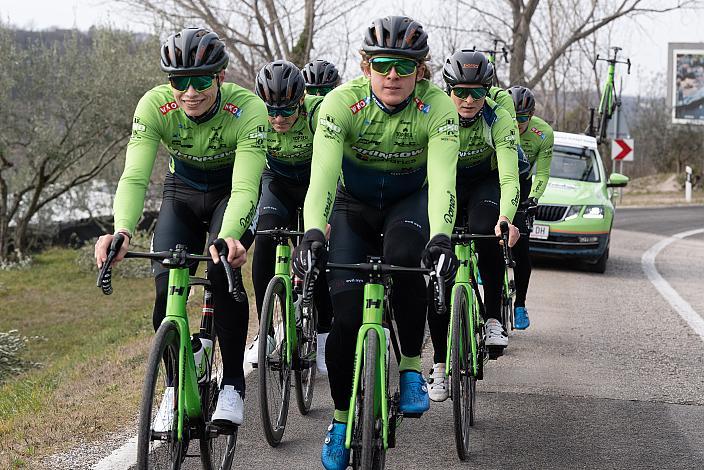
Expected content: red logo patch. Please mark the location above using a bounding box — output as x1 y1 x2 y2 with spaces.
530 127 543 138
223 103 241 116
159 101 179 115
350 99 367 114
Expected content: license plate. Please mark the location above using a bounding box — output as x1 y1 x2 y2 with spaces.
530 224 549 239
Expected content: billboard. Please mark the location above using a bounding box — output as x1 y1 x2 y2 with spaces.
668 43 704 125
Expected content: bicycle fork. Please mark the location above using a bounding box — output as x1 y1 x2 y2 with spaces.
446 243 479 378
346 282 390 450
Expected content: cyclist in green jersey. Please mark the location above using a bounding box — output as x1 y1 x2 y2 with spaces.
291 16 460 470
246 60 333 375
427 50 521 402
94 28 267 427
302 59 341 96
507 85 554 330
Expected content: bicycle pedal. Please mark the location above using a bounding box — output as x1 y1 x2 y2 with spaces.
401 412 423 419
251 363 258 369
206 422 238 436
487 346 504 360
294 359 315 370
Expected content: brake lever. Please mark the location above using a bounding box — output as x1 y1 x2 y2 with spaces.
96 233 125 295
212 238 246 302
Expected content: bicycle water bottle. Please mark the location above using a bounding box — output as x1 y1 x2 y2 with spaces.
192 334 214 383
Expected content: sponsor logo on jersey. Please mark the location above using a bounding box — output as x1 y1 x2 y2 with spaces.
351 146 423 160
223 102 242 117
458 147 489 158
530 127 545 140
438 121 459 135
132 119 146 133
159 101 179 115
319 117 341 133
413 97 431 114
350 97 370 114
444 191 456 224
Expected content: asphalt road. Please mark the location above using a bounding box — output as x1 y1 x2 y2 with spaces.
128 205 704 470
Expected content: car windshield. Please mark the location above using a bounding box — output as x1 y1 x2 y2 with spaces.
550 145 600 182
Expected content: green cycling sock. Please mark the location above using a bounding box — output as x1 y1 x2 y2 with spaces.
333 409 349 424
399 354 421 373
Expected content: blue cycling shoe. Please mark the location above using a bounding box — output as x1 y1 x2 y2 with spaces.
514 306 530 330
399 371 430 416
321 422 349 470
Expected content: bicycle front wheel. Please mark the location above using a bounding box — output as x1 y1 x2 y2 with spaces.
200 336 238 470
450 287 474 461
137 321 184 470
294 299 317 415
258 276 291 447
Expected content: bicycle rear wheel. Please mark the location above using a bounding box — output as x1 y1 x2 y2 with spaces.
200 336 238 470
137 321 184 470
450 287 474 461
352 329 385 469
294 300 317 415
258 276 291 447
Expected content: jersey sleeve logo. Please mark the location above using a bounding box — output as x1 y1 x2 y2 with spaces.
223 102 243 118
413 97 431 114
350 97 370 114
159 101 179 115
530 127 545 140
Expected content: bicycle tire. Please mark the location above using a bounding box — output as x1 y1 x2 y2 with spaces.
294 300 317 415
137 321 184 470
200 336 238 470
357 329 383 469
258 276 291 447
450 287 474 461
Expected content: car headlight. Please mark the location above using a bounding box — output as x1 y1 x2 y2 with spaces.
564 205 581 220
583 205 605 219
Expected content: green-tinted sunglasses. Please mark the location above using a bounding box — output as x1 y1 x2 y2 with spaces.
516 114 532 123
267 105 298 118
306 85 334 96
169 74 217 92
369 57 418 77
452 86 488 100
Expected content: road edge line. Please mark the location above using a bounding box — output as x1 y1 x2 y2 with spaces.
641 228 704 342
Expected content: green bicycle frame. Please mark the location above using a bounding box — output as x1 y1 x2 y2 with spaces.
273 243 297 366
597 62 615 116
446 241 480 377
162 267 201 441
345 282 389 450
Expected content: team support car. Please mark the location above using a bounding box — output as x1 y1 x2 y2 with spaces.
528 131 628 273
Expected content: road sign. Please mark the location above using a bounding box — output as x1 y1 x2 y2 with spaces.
612 138 634 161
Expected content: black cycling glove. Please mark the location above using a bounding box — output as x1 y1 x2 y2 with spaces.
292 229 327 278
421 234 458 280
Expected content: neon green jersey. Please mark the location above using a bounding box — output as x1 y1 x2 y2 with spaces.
303 76 459 238
264 94 323 183
456 97 520 221
113 82 267 240
519 115 554 199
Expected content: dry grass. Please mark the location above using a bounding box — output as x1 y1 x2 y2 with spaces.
0 247 257 469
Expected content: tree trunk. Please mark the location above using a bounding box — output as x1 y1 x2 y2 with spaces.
289 0 316 67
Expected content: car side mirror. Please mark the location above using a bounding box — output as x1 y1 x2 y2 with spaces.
607 173 629 188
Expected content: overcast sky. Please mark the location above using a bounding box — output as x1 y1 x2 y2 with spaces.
2 0 703 96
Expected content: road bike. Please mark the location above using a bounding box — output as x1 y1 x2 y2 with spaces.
255 223 317 447
594 46 631 143
445 222 513 460
97 234 244 470
472 39 509 87
305 257 445 469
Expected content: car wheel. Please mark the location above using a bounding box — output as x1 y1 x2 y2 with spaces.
586 244 609 274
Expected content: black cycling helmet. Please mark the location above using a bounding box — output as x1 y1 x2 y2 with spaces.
362 16 429 60
302 59 340 87
507 85 536 114
442 50 494 88
160 28 229 76
254 60 306 108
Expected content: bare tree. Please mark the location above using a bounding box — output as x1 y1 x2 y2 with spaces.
0 27 162 261
116 0 369 86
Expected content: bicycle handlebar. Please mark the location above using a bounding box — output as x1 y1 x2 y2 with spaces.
256 228 304 239
96 233 246 302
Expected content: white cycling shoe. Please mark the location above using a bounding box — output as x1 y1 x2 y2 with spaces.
485 318 508 347
211 385 244 425
245 334 275 365
428 363 449 402
317 332 329 375
152 386 174 433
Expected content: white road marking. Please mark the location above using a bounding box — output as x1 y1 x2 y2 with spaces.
641 228 704 341
92 348 256 470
